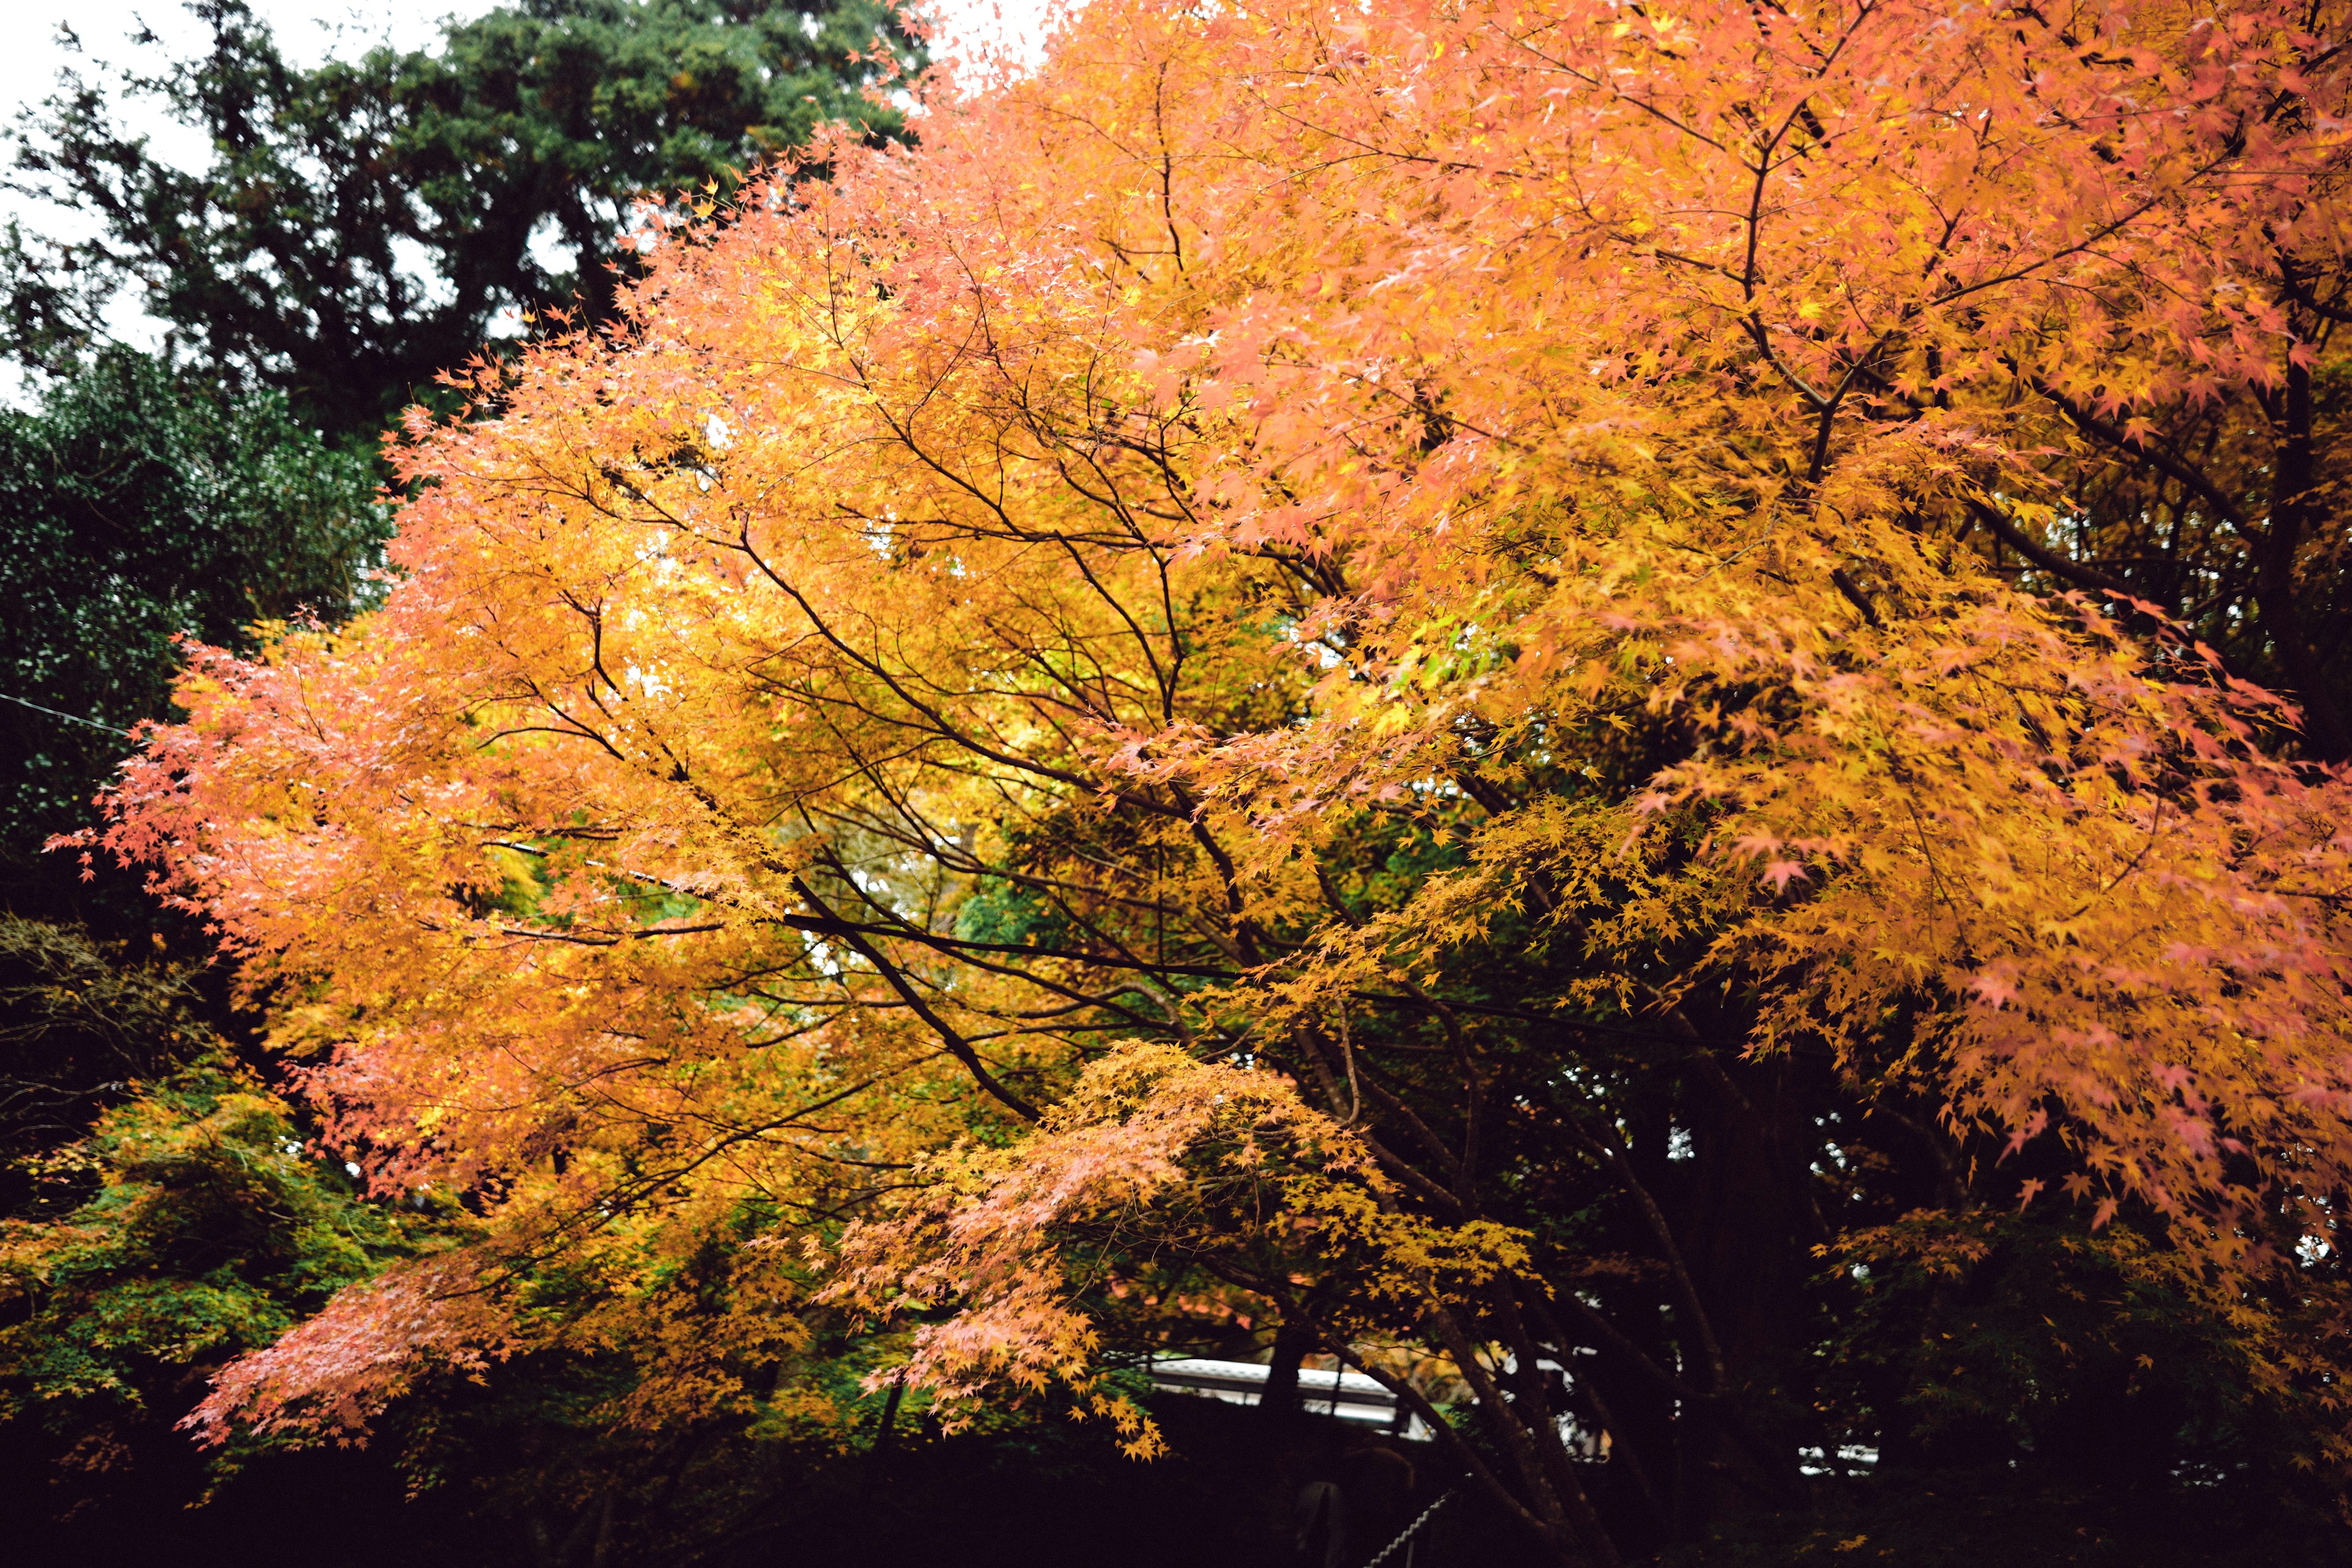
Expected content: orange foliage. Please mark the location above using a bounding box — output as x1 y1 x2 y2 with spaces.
83 0 2352 1558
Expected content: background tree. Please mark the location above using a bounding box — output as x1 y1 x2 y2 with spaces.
0 349 386 924
3 0 919 446
0 347 388 1546
0 914 458 1553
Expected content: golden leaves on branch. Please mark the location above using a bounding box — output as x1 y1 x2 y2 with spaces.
84 0 2352 1460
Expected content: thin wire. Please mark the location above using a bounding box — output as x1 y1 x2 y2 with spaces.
0 690 132 737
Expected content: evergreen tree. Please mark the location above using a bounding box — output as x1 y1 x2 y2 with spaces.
0 349 385 922
4 0 919 445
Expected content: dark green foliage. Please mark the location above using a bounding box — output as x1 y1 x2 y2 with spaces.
0 1059 410 1426
5 0 919 443
1814 1210 2316 1488
953 873 1073 950
0 918 212 1194
0 347 393 1532
0 349 385 914
0 927 431 1528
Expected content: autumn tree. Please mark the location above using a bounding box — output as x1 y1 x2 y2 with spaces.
87 0 2352 1561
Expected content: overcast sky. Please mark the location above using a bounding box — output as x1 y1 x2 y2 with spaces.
1 2 501 176
0 0 1049 134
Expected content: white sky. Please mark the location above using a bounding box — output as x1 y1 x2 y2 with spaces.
0 0 1047 143
0 0 1049 395
1 3 502 182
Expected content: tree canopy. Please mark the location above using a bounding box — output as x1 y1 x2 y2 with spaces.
78 0 2352 1561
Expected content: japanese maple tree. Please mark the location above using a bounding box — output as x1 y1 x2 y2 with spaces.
83 0 2352 1559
